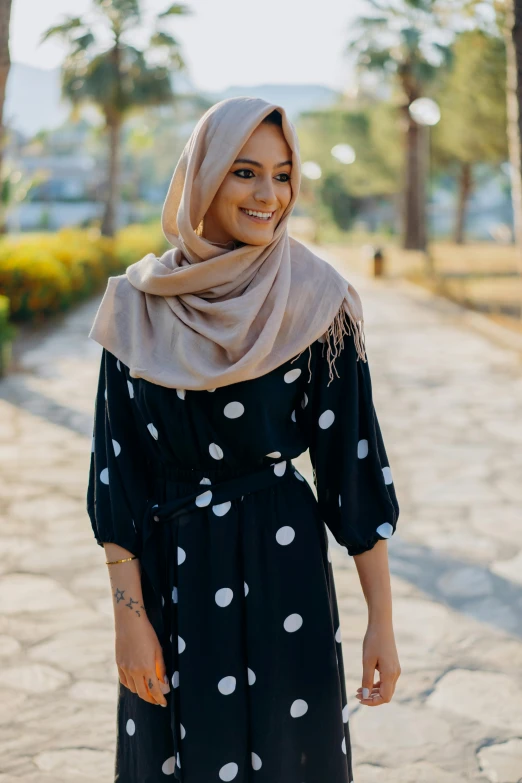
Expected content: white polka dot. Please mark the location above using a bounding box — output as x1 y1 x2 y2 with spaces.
335 626 342 643
284 613 303 633
171 671 179 688
294 470 305 481
273 460 287 477
176 389 186 400
207 388 216 393
172 586 178 603
276 526 295 546
224 401 244 419
301 392 308 409
266 451 281 459
177 547 186 565
342 704 349 722
317 334 326 344
244 581 249 596
161 595 165 607
327 547 331 562
291 410 296 422
116 359 121 371
100 467 109 485
176 752 181 768
209 442 224 460
180 723 186 739
218 675 236 695
195 490 212 507
126 718 135 736
215 587 233 607
91 436 95 452
284 368 302 383
127 380 134 399
342 737 347 754
200 477 211 485
248 667 256 685
251 752 262 770
339 494 342 507
112 439 121 457
376 522 394 538
104 388 107 401
147 423 158 440
382 466 393 485
290 699 308 718
178 636 186 654
162 756 175 775
318 409 335 429
358 439 369 459
219 762 239 781
213 501 231 516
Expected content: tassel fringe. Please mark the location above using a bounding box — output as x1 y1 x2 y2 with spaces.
290 300 367 387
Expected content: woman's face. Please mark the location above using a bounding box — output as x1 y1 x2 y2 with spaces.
202 121 293 247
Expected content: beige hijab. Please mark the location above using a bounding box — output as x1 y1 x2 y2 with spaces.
89 96 366 390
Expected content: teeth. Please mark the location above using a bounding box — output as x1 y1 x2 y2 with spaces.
243 209 272 219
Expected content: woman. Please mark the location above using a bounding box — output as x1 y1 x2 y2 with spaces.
87 96 400 783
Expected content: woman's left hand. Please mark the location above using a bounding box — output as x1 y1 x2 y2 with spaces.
355 621 401 706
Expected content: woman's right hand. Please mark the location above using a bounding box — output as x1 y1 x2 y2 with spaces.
115 614 170 707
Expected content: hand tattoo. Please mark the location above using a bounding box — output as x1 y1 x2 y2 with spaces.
114 588 125 603
148 678 153 690
125 597 138 610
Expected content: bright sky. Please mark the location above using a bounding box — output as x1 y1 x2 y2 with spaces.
10 0 365 92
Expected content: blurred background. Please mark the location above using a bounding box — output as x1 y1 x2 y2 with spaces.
1 2 522 782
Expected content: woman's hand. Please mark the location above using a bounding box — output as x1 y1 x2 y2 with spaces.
355 622 401 706
115 612 170 707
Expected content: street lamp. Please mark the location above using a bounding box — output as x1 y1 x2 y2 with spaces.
408 97 441 265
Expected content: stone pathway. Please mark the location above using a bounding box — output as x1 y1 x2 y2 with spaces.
0 252 521 782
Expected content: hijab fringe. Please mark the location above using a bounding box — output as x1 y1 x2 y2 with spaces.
290 299 367 386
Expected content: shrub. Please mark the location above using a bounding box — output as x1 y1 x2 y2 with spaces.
0 224 168 321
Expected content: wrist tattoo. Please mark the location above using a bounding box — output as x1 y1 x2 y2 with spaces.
113 589 145 617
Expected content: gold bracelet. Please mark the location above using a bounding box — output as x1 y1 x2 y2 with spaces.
105 556 137 565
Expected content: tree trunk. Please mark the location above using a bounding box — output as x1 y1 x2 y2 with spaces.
0 0 13 235
402 111 427 251
505 1 522 247
454 161 473 245
101 118 121 237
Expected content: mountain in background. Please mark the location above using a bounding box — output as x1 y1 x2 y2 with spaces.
6 62 341 137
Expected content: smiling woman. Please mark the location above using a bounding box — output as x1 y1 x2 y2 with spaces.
86 96 401 783
202 111 293 246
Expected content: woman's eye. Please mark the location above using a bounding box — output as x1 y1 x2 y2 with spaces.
234 169 254 179
276 173 291 182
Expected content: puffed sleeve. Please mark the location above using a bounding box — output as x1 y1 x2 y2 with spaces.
299 332 399 557
87 349 151 555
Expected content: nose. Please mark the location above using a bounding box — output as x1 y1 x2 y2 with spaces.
254 175 278 208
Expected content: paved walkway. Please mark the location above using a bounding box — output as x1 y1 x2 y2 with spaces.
0 252 521 782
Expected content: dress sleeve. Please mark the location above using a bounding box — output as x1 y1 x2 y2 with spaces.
86 349 151 555
299 333 399 557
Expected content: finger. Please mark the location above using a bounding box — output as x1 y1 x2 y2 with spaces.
133 673 156 705
122 669 137 694
377 678 395 703
155 653 170 696
144 673 168 707
360 663 377 702
118 666 130 689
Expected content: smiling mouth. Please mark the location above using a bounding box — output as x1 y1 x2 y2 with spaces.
239 208 275 223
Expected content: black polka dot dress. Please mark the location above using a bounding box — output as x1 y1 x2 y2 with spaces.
87 331 399 783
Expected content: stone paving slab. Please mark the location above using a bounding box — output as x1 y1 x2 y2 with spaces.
0 252 521 781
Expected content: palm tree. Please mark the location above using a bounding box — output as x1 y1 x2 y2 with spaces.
43 0 191 236
0 0 13 235
503 0 522 248
348 0 453 250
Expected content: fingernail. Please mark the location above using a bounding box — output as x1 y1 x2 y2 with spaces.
163 675 168 684
362 687 370 699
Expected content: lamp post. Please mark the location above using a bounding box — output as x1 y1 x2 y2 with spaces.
408 97 441 271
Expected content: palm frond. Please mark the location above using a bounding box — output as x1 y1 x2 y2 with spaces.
40 17 83 44
158 3 192 18
150 31 180 49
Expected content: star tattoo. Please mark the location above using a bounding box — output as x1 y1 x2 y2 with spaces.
125 597 138 610
148 678 153 690
114 588 125 603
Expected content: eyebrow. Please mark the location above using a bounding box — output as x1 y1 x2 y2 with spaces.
233 158 292 169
